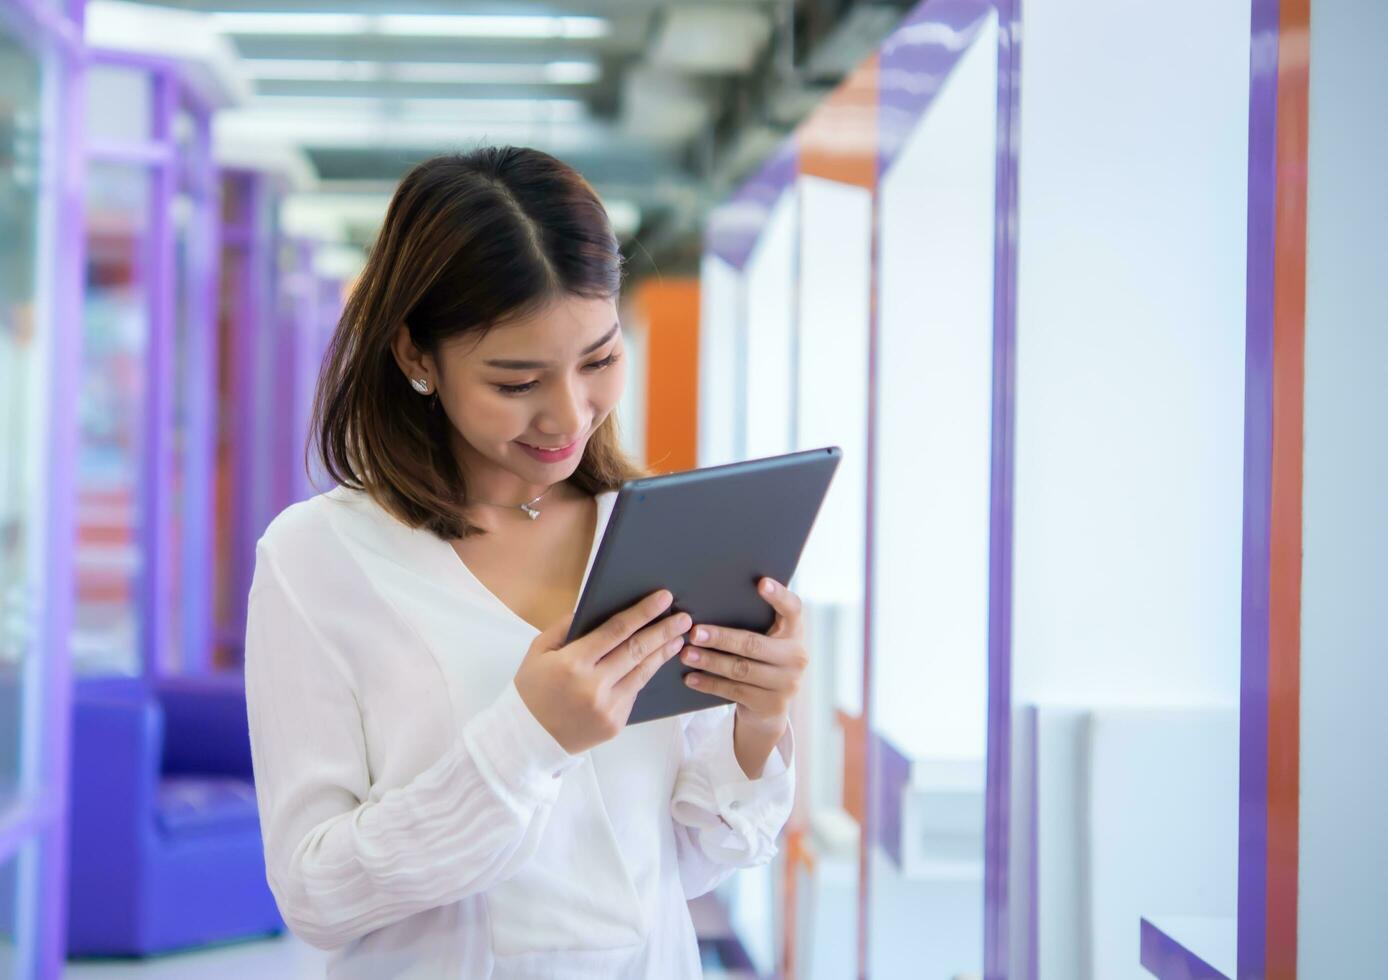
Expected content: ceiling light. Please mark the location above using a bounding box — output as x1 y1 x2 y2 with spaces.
242 59 601 86
376 15 609 39
210 12 610 39
248 94 589 122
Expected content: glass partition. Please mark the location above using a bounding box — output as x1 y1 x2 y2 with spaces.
79 56 220 679
792 173 872 979
85 62 153 145
0 15 44 814
1007 1 1251 976
0 2 84 973
75 161 151 677
869 10 999 978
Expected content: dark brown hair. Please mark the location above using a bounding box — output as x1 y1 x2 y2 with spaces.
310 146 650 539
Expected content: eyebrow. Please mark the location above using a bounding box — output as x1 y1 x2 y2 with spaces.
483 323 620 370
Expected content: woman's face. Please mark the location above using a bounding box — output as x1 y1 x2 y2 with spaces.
394 293 626 505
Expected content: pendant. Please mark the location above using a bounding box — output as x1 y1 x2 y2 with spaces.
521 504 540 520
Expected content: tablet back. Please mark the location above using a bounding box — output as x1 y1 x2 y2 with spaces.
565 446 841 724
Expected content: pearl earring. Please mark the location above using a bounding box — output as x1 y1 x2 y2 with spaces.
411 378 431 394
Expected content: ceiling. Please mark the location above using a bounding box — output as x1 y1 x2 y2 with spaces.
104 0 914 277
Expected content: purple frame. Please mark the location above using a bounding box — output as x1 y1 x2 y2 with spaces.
0 0 86 975
985 1 1021 976
1237 0 1295 976
84 48 219 680
179 97 220 675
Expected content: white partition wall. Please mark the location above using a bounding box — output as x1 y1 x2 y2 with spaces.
1008 0 1251 976
1298 0 1388 973
869 12 998 978
697 252 743 468
790 172 873 980
794 175 871 711
743 190 797 461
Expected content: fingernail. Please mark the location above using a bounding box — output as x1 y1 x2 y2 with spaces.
684 649 700 663
694 628 708 643
687 674 700 686
762 579 776 594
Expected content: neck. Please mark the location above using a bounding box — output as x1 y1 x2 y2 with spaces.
449 428 565 508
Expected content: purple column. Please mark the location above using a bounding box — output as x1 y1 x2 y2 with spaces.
5 0 90 974
177 97 219 676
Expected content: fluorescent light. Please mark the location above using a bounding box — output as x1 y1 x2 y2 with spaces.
544 61 601 84
242 59 600 86
392 60 599 84
249 95 589 122
376 15 609 39
210 13 370 34
243 59 374 82
215 110 615 151
210 12 610 39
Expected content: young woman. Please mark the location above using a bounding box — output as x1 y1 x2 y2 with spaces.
243 146 807 978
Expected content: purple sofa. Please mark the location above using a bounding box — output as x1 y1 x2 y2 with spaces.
65 672 284 957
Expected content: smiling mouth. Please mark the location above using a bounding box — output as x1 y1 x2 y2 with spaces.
519 438 578 451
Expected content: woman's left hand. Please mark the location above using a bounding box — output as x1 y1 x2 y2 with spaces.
681 577 807 728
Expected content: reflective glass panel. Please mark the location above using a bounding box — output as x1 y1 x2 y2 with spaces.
0 19 44 808
76 163 152 676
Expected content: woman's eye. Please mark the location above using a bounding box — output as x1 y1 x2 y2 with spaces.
494 352 620 395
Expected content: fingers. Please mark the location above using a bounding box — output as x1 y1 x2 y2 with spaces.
611 627 686 702
758 577 803 632
682 671 784 716
686 623 800 667
573 589 674 665
597 609 692 680
678 645 784 691
540 613 575 648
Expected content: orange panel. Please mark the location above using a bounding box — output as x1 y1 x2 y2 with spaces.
798 54 880 190
835 708 867 825
1267 0 1309 976
632 279 700 474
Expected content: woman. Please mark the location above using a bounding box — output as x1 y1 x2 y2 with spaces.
244 146 807 979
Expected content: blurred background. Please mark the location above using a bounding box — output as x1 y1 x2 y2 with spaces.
1 0 1385 977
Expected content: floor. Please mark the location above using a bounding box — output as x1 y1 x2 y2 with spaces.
63 931 760 978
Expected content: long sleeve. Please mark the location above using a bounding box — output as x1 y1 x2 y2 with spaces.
243 544 584 951
669 703 796 900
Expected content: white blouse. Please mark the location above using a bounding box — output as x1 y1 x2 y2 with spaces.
243 484 795 979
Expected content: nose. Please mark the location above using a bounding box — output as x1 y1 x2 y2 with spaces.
536 373 587 439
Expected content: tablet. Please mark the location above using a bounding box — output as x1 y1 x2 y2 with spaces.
565 446 841 725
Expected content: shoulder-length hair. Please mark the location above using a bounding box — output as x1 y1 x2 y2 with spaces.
310 146 650 539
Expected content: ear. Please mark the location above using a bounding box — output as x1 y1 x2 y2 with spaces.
390 323 434 388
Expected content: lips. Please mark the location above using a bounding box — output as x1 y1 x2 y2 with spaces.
515 434 584 462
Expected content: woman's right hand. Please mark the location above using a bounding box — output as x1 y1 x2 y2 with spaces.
514 589 692 754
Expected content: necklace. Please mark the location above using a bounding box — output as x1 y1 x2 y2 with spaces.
467 485 554 520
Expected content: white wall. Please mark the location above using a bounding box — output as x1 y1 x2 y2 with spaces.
872 12 997 765
743 190 798 461
795 175 871 714
1298 0 1388 973
698 252 743 468
1012 0 1250 711
1009 0 1251 976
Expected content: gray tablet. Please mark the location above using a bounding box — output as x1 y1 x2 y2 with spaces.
565 446 841 725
